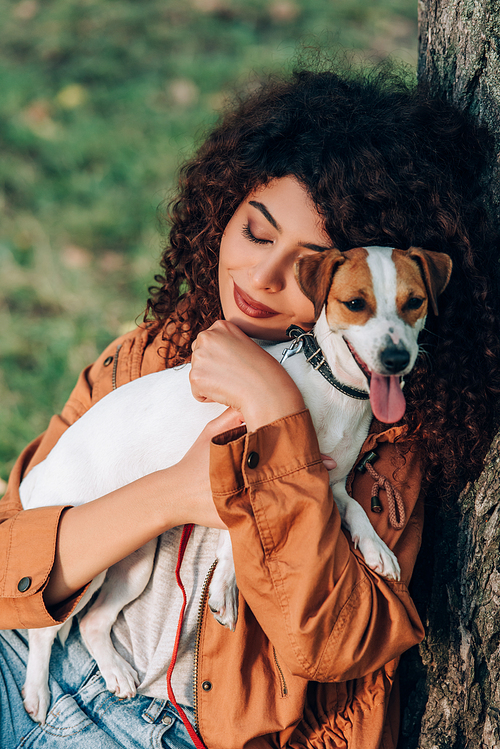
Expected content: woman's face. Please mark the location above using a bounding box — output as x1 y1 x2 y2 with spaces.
218 176 332 341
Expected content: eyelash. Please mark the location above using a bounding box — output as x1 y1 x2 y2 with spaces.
242 224 271 245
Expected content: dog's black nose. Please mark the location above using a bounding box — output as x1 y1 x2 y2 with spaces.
380 347 410 373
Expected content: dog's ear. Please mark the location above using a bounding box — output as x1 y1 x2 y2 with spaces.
295 249 346 319
408 247 453 316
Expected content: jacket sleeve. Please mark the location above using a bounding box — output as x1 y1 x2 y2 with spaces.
210 409 425 683
0 330 142 630
0 368 94 629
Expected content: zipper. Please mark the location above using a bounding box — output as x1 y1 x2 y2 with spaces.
111 343 123 390
193 558 218 734
273 646 288 697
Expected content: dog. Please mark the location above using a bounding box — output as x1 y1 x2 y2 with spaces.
19 245 452 724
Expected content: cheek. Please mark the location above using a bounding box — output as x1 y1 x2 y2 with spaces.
293 284 315 322
218 223 242 274
217 236 235 312
219 228 252 279
218 230 233 272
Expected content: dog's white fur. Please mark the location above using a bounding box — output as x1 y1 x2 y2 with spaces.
19 245 451 724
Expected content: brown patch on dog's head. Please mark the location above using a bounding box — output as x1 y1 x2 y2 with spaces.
295 248 346 319
296 245 452 327
295 246 378 326
325 247 377 328
392 250 430 325
405 247 453 316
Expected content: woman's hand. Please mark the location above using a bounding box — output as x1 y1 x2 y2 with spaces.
189 321 305 432
173 407 243 529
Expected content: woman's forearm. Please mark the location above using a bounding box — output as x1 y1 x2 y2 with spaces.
44 471 178 606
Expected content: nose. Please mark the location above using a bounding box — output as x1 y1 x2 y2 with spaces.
380 346 410 373
250 256 286 293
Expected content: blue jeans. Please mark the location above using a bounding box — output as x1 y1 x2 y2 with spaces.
0 622 197 748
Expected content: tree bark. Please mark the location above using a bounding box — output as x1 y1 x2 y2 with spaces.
401 435 500 747
399 2 500 746
418 0 500 220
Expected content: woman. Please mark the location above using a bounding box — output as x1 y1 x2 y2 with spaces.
0 66 499 748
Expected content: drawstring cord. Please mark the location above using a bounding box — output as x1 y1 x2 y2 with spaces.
365 461 406 530
166 524 207 749
356 450 406 530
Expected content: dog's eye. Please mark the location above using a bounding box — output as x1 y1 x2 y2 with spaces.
343 299 366 312
406 297 424 311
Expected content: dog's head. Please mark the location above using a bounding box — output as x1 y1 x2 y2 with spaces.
295 245 452 423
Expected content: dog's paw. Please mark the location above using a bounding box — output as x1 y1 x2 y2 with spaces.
354 533 401 581
208 564 239 631
22 683 51 725
100 653 139 699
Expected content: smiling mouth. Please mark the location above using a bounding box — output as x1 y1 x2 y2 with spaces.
233 283 279 318
343 337 407 424
344 338 372 382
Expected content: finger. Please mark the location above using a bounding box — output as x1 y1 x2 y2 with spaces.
320 453 337 470
203 408 245 440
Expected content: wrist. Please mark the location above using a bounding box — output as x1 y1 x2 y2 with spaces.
244 391 305 432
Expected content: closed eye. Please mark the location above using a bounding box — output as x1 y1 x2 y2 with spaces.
342 298 366 312
242 224 272 245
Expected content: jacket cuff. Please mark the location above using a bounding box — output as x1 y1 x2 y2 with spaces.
210 408 322 495
0 506 86 629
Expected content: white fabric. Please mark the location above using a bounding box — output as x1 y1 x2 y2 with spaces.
110 525 219 706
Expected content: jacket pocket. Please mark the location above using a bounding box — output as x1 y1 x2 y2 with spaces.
273 646 288 698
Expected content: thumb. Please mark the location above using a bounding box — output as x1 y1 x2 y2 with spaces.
321 453 337 470
203 408 245 441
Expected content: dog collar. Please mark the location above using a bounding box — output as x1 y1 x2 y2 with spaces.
285 325 370 401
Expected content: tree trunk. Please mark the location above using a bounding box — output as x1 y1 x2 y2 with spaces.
399 2 500 746
418 0 500 219
400 435 500 747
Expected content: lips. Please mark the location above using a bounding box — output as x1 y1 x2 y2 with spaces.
233 283 279 318
344 339 372 381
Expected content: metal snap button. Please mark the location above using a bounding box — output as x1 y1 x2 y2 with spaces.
247 451 259 469
17 576 32 592
103 356 113 366
202 680 212 691
161 715 173 727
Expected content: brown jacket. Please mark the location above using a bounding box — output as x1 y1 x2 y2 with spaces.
0 325 425 748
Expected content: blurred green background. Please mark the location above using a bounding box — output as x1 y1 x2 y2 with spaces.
0 0 418 488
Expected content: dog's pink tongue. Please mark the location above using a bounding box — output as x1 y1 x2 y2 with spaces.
369 373 406 424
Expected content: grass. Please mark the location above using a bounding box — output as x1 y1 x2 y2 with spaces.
0 0 418 488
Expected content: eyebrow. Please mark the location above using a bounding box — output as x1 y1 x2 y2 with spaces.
299 242 334 253
249 201 281 231
248 200 333 253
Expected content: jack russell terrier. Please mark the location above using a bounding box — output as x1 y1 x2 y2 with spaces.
20 245 452 724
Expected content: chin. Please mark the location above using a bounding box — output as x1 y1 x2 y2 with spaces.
226 315 284 341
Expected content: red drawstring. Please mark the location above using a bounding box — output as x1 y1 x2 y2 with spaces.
166 524 207 749
168 476 404 749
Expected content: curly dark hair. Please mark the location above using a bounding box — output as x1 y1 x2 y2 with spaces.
145 64 500 497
